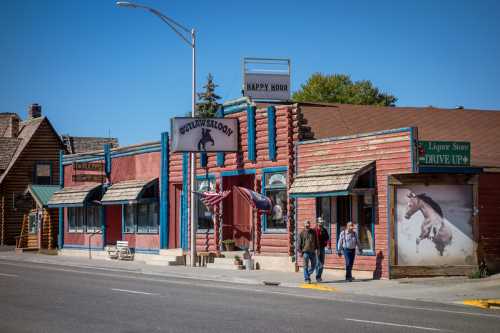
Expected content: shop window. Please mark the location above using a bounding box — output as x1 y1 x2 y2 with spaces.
85 206 101 233
264 172 287 230
124 202 159 234
34 162 51 185
196 178 216 230
357 193 375 254
68 207 85 233
316 197 332 246
336 196 351 239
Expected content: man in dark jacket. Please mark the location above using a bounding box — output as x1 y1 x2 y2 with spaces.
315 217 330 282
299 220 318 283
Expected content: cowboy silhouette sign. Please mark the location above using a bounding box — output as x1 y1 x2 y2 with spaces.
198 128 215 151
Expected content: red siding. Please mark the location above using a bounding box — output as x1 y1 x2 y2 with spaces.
296 130 413 278
479 173 500 272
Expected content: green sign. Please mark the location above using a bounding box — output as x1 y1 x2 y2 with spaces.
417 141 470 167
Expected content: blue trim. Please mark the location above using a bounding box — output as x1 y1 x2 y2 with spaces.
63 244 104 250
410 127 418 173
104 144 111 176
62 156 104 165
181 152 189 250
247 106 256 162
134 248 160 254
267 106 277 161
196 173 216 180
58 150 64 249
419 166 482 174
62 145 161 165
297 127 413 146
262 166 288 173
49 203 85 208
100 205 106 248
220 169 256 177
294 198 298 262
200 152 208 168
159 132 169 249
216 108 225 167
223 104 248 115
290 191 350 198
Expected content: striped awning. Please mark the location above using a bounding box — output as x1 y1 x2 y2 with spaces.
289 160 374 197
100 178 158 205
47 184 103 208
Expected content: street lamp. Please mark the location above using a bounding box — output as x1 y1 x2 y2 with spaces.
116 1 198 266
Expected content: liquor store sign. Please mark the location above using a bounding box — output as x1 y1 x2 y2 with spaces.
418 141 470 167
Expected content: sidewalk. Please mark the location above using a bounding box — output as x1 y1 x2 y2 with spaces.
1 250 499 307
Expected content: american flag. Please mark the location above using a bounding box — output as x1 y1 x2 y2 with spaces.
197 190 231 210
233 186 273 214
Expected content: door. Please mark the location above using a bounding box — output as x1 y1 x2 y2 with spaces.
222 174 254 249
169 183 182 248
106 206 122 245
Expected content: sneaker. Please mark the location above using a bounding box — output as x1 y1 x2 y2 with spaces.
316 277 322 283
305 279 311 284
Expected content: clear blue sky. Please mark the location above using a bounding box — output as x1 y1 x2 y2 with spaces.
2 0 499 145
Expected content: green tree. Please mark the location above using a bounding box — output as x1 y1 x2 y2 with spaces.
292 73 397 106
196 73 222 118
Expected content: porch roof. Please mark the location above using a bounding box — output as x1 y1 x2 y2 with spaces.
100 178 158 205
47 184 103 208
24 185 61 208
289 160 374 197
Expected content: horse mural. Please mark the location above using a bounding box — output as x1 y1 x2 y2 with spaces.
198 128 215 151
404 192 453 256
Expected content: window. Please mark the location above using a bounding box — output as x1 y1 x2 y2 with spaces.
264 172 287 230
34 162 51 185
316 197 332 245
28 213 37 234
68 207 84 232
357 193 374 253
336 195 351 239
196 178 215 230
123 202 159 233
85 206 101 233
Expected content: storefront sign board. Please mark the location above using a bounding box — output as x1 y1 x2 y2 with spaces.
171 118 238 152
418 141 470 166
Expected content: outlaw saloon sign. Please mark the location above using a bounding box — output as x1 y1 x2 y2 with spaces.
171 117 238 152
418 141 471 167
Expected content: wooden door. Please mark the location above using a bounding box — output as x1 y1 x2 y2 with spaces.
105 206 122 245
222 175 254 249
168 183 182 248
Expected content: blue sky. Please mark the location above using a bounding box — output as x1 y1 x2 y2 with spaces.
2 0 499 145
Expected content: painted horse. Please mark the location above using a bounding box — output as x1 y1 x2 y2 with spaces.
404 192 452 256
198 128 215 151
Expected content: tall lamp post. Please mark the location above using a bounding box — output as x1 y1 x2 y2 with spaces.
116 1 198 266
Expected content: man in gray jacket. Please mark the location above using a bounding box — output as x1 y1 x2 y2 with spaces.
299 220 318 283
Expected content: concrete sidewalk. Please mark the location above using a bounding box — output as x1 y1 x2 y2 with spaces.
1 250 499 307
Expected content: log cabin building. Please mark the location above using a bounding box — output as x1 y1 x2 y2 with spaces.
51 98 500 277
0 104 65 249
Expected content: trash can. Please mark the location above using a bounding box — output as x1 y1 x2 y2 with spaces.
244 258 254 271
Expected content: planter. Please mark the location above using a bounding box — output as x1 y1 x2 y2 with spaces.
223 242 235 252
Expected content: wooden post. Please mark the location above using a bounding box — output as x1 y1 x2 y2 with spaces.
46 209 53 250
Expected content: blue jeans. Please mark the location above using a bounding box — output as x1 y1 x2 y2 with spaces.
303 251 316 281
316 247 325 280
343 248 356 279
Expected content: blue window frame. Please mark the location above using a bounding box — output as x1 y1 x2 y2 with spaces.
123 201 159 234
262 171 287 232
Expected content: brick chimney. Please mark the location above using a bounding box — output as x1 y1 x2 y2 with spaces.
28 103 42 119
7 115 20 138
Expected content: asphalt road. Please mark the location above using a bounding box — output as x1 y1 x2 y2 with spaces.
0 259 499 333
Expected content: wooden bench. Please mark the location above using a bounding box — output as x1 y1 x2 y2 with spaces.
107 241 134 260
197 251 216 267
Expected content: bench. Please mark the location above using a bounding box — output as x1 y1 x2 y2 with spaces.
107 241 134 260
197 251 216 267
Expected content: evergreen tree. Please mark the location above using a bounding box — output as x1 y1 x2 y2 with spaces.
196 73 221 118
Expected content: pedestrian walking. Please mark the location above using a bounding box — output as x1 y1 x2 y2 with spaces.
337 221 362 282
315 217 330 282
299 220 318 283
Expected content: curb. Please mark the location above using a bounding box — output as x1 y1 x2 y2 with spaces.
463 299 500 309
299 283 337 292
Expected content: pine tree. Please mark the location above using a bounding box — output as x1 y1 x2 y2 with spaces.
196 73 221 118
